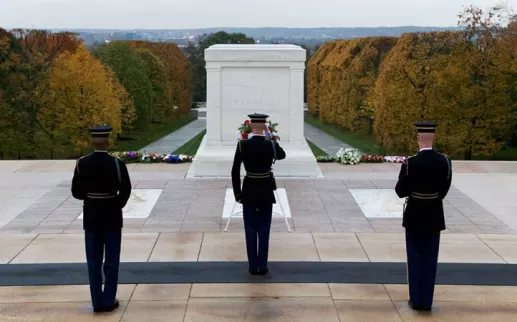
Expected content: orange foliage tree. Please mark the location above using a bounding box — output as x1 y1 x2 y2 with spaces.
40 46 135 154
128 41 191 120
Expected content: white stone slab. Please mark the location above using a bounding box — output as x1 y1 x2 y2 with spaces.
78 189 162 219
349 189 405 218
222 188 291 219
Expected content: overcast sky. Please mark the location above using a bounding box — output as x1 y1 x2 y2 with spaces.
0 0 514 29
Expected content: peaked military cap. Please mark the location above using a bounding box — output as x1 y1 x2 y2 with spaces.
248 113 269 123
415 121 438 133
89 125 112 138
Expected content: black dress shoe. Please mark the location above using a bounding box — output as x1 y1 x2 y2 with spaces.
104 300 120 313
409 300 431 312
257 268 269 276
94 299 120 313
249 268 259 275
93 307 104 313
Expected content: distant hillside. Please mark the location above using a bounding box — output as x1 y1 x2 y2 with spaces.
48 26 463 47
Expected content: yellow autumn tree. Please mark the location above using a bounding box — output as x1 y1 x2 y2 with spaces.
307 41 337 117
39 46 136 153
373 31 512 158
372 32 463 154
316 38 399 133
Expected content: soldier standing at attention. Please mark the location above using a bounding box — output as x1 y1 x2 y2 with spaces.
231 113 286 276
395 122 452 312
71 126 132 313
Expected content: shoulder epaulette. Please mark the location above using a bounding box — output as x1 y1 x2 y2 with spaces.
404 155 415 176
76 155 85 173
75 153 93 173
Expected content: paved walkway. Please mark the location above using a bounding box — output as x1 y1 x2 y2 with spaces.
1 283 516 321
304 122 353 155
0 161 517 320
139 119 207 154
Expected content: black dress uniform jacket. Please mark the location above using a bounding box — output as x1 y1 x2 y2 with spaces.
71 152 132 231
231 136 286 205
395 149 452 232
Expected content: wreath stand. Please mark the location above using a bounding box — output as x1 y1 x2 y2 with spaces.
223 190 292 233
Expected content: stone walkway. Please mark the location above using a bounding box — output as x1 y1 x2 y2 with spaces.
304 122 353 155
139 119 207 154
1 283 517 321
1 160 517 320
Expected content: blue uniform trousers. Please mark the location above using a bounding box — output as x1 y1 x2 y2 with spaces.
85 230 122 310
405 230 441 309
242 203 273 272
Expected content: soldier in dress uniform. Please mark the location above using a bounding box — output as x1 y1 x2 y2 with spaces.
231 113 286 275
71 125 132 313
395 121 452 312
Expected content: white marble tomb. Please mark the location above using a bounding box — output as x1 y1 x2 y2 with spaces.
187 44 323 178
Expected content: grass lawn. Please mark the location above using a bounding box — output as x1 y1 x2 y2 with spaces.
113 115 196 152
174 130 206 155
305 114 380 155
306 139 327 157
472 147 517 161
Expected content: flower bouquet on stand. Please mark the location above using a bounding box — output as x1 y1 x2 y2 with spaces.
237 119 280 141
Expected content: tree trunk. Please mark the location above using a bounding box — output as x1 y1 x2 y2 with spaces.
465 146 473 160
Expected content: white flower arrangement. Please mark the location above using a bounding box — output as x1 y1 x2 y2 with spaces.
384 156 406 163
335 148 362 165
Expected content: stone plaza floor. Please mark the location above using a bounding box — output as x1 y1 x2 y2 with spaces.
0 160 517 320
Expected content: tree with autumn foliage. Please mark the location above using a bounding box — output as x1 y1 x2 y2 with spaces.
134 48 168 122
372 32 458 154
459 4 517 151
307 38 398 135
93 41 152 129
373 29 512 158
39 46 135 154
307 41 337 117
0 29 82 158
128 41 191 119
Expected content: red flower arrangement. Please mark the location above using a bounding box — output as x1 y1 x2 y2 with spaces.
360 154 385 163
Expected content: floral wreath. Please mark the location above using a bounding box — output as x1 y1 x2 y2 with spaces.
111 151 194 163
237 119 280 141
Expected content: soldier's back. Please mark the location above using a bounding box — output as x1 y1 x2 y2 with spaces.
77 152 123 231
240 137 276 174
403 150 451 232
